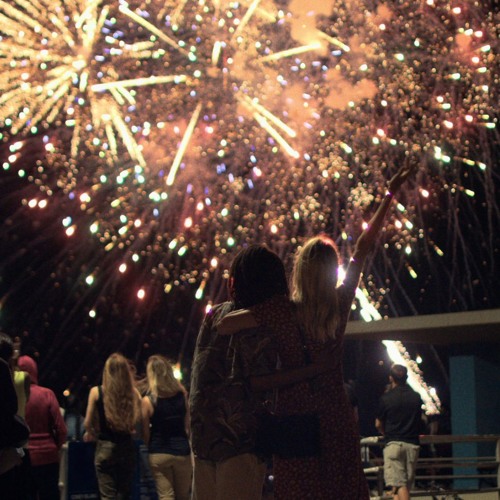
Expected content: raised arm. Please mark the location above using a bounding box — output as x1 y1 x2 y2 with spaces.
352 161 415 265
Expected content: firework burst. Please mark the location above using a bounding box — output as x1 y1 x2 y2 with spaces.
1 1 499 408
0 0 150 167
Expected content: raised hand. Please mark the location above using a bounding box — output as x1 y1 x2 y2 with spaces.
387 157 418 195
352 154 418 262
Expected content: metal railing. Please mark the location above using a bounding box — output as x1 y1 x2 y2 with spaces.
361 434 500 499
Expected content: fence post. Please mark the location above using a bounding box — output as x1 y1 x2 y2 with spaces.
377 467 384 496
496 437 500 493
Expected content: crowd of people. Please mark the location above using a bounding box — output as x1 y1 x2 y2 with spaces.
0 163 426 499
0 335 67 499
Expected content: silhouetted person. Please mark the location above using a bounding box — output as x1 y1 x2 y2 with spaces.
18 355 67 500
84 353 141 499
375 364 423 500
0 332 26 498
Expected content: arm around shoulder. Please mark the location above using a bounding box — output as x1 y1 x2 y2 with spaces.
216 309 257 335
250 360 332 392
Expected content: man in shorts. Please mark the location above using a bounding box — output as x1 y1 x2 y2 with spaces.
375 364 423 500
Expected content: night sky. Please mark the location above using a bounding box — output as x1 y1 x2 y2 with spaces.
1 0 499 433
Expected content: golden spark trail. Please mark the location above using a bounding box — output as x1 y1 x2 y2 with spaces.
238 94 297 138
252 112 300 159
119 3 190 57
233 0 261 37
166 102 203 186
316 30 351 52
91 75 188 93
258 42 323 62
169 0 189 26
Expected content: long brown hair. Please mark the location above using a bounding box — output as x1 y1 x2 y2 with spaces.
292 235 341 342
146 355 185 399
102 353 140 433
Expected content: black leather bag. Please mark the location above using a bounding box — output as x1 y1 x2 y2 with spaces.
255 325 321 459
255 411 321 458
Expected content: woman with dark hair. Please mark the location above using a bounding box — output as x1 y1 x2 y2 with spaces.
84 353 141 499
190 244 332 500
218 164 414 499
228 244 290 308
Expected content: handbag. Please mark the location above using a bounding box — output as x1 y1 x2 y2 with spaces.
255 326 321 459
255 411 320 458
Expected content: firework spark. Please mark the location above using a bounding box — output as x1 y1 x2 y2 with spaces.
1 0 499 404
0 0 149 166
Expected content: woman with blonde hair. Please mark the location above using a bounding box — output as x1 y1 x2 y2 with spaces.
218 164 414 498
142 355 192 500
84 353 141 499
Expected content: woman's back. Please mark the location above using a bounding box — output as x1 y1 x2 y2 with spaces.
142 355 193 500
96 386 135 441
250 284 369 499
148 391 190 455
83 353 140 500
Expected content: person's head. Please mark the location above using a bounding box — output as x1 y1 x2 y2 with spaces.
102 353 140 432
292 235 341 341
390 364 408 386
229 244 288 308
18 355 38 384
146 355 183 399
0 332 13 363
103 353 134 390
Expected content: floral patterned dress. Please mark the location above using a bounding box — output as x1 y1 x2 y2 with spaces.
252 260 370 500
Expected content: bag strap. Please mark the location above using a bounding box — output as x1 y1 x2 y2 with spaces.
297 326 312 366
298 326 321 394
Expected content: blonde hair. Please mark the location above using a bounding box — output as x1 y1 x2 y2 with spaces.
292 235 341 342
146 355 184 399
102 353 140 433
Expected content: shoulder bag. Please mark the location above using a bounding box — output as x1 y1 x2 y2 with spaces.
254 327 321 459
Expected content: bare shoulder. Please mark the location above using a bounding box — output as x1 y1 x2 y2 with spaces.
141 394 153 409
88 386 99 402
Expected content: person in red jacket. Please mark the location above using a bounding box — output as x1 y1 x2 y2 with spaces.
18 355 67 500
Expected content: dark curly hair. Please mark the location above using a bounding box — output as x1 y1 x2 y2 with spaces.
229 245 288 308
